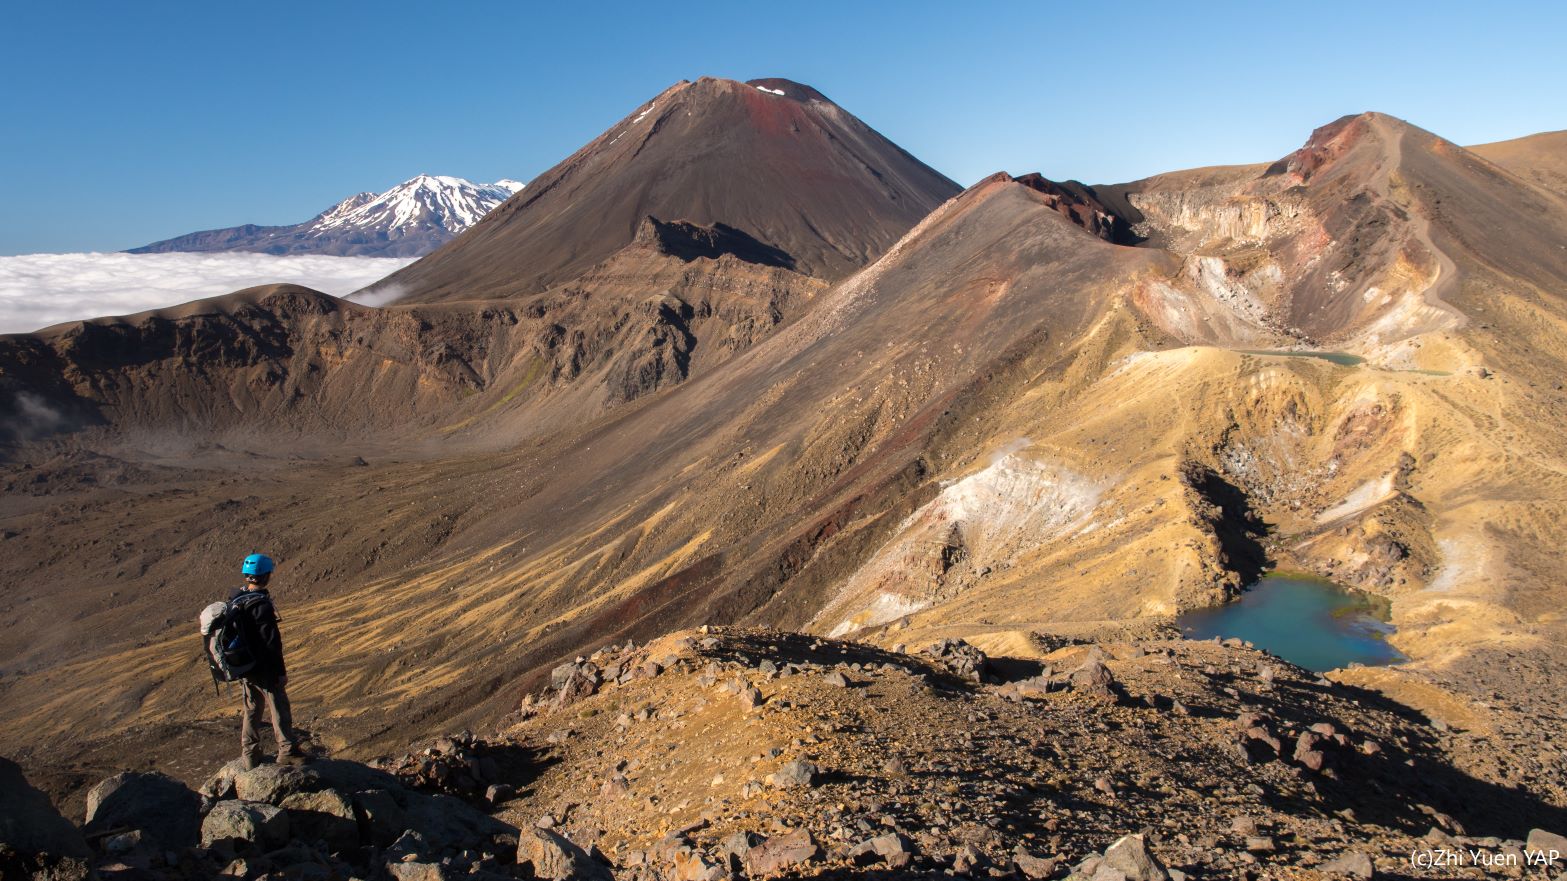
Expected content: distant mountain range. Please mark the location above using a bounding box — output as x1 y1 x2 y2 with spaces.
127 175 525 258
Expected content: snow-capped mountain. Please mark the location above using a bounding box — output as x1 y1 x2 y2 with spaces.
128 175 525 258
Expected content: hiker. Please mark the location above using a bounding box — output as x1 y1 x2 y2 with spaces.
228 553 306 767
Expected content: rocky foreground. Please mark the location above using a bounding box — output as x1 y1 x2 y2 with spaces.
4 628 1565 880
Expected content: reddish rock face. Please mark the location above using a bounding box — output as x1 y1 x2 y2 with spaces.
1010 173 1139 244
1267 113 1373 182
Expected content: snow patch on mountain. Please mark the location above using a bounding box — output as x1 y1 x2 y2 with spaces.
128 176 525 258
312 175 523 235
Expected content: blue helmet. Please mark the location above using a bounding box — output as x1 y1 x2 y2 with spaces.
242 553 275 576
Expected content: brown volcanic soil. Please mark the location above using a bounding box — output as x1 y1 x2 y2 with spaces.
367 77 960 304
488 628 1564 878
1470 130 1567 198
3 107 1567 863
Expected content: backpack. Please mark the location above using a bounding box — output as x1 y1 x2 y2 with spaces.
199 592 269 685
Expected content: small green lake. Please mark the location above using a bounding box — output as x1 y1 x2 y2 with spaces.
1177 574 1404 673
1240 349 1366 367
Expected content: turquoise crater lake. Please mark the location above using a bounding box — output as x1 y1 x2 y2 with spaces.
1177 575 1405 673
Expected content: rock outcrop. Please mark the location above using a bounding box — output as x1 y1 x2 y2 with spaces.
0 757 90 880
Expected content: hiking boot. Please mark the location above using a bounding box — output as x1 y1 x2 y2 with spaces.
241 753 263 770
277 748 309 765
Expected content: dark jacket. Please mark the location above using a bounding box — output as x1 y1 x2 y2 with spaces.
227 587 287 680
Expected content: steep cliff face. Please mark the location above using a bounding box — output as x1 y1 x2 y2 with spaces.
1107 114 1504 350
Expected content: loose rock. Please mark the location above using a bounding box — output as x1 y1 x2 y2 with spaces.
746 828 819 876
200 800 291 851
517 826 612 881
1102 833 1169 881
1321 850 1375 878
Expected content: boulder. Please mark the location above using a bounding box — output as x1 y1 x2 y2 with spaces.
100 829 145 857
921 638 990 682
517 827 612 880
746 829 818 876
823 671 849 688
219 856 271 879
1527 828 1567 856
402 792 513 853
200 800 291 851
998 675 1054 701
848 833 911 868
718 830 759 870
1245 836 1275 853
552 664 600 709
279 789 360 854
554 655 595 689
388 861 455 881
1320 850 1375 878
233 763 321 804
389 829 431 859
201 758 248 801
0 756 91 879
765 759 818 789
953 843 987 875
671 847 723 880
1069 657 1119 698
1013 847 1057 879
263 842 329 872
353 788 408 847
1291 727 1328 768
1101 833 1168 881
83 771 202 850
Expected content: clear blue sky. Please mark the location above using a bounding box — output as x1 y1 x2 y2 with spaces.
3 0 1564 255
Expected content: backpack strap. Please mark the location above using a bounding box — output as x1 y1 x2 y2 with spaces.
228 591 270 614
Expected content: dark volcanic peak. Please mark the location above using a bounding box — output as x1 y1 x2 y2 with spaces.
371 76 961 304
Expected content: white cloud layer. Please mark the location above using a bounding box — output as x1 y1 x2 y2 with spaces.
0 252 417 335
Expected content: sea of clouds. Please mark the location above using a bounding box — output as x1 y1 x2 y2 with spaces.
0 252 417 334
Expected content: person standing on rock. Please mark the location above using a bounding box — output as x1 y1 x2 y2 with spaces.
230 553 306 767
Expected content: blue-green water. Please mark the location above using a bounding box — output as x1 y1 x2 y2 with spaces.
1178 575 1404 673
1240 349 1366 367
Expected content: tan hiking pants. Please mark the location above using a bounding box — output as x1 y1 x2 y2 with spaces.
240 677 296 757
